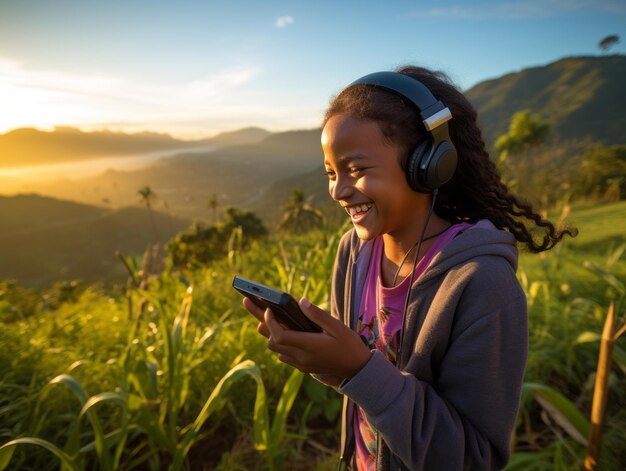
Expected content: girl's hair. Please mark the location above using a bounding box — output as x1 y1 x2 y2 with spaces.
323 65 576 252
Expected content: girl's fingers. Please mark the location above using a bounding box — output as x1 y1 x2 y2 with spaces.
257 322 270 338
298 298 343 333
243 297 265 321
265 308 289 340
262 302 372 378
243 298 271 337
264 308 318 348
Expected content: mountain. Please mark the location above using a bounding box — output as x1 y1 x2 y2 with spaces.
0 194 190 286
0 126 270 168
466 54 626 146
174 128 322 165
19 128 325 222
199 126 271 147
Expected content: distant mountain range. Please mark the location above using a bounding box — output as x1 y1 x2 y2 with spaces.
1 54 624 285
0 126 270 167
10 127 325 222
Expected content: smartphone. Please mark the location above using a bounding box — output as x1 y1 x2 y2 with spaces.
232 276 322 332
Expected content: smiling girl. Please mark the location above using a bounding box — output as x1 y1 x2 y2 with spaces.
243 66 574 470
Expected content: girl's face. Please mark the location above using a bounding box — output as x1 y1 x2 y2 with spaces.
322 113 426 243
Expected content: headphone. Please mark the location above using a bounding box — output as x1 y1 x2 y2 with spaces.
347 71 458 193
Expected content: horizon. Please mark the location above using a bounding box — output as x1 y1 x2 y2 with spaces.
1 52 624 142
0 123 276 141
1 1 624 139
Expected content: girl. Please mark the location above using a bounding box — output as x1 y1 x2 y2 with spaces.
243 66 574 470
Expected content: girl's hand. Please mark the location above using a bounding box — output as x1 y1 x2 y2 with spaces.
254 298 372 381
242 297 345 387
242 296 271 337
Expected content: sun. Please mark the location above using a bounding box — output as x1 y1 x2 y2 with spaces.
0 81 88 134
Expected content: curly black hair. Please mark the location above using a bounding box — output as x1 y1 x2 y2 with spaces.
323 65 576 252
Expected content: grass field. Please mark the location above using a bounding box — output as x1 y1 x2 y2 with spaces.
0 201 624 470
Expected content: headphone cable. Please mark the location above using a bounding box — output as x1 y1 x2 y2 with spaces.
392 221 451 287
397 188 439 364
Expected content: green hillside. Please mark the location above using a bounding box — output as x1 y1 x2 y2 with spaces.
0 194 108 235
466 54 626 146
0 195 190 286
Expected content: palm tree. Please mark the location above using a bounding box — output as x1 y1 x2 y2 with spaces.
138 185 160 242
278 188 324 234
207 193 219 224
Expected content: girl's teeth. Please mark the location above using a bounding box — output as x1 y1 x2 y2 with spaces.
348 204 371 216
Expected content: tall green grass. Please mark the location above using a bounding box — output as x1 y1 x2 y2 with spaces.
509 201 626 469
1 203 624 469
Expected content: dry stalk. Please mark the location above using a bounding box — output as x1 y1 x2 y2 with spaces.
583 302 617 470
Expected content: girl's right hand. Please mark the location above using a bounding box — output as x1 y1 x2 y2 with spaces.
242 297 372 382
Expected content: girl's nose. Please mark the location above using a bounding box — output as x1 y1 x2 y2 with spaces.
329 174 352 201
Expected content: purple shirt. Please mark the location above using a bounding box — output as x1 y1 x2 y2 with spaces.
354 222 474 470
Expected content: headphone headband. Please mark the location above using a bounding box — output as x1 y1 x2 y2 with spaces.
348 71 452 131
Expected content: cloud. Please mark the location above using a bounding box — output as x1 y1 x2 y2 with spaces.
406 0 626 21
0 57 262 135
275 16 294 28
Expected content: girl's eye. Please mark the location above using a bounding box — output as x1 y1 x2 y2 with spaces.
349 167 364 176
324 169 336 180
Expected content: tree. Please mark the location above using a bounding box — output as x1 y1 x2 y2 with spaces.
495 110 551 195
278 188 324 234
166 206 267 269
574 145 626 200
138 185 160 242
167 222 223 268
495 110 550 156
207 193 219 224
221 206 268 241
598 34 619 53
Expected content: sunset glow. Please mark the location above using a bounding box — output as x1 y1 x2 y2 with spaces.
0 1 623 138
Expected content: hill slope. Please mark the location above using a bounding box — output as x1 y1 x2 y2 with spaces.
466 54 626 146
0 195 190 286
0 194 108 235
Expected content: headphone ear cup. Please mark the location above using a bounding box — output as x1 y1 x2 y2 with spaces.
405 140 433 193
425 141 458 189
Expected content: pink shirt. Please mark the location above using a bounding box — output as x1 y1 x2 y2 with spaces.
354 222 474 470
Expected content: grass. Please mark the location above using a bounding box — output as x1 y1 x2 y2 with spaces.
0 201 624 470
511 201 626 469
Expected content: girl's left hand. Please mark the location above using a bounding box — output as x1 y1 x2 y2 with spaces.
262 298 372 381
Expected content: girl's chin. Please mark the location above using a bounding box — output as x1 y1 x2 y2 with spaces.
353 224 379 241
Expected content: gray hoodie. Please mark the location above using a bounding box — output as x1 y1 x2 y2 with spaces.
331 222 528 470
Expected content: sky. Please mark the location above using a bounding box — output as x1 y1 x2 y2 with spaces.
0 0 624 139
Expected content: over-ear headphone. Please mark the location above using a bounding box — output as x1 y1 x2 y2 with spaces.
347 71 458 193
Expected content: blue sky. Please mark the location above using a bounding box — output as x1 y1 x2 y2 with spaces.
0 0 624 138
